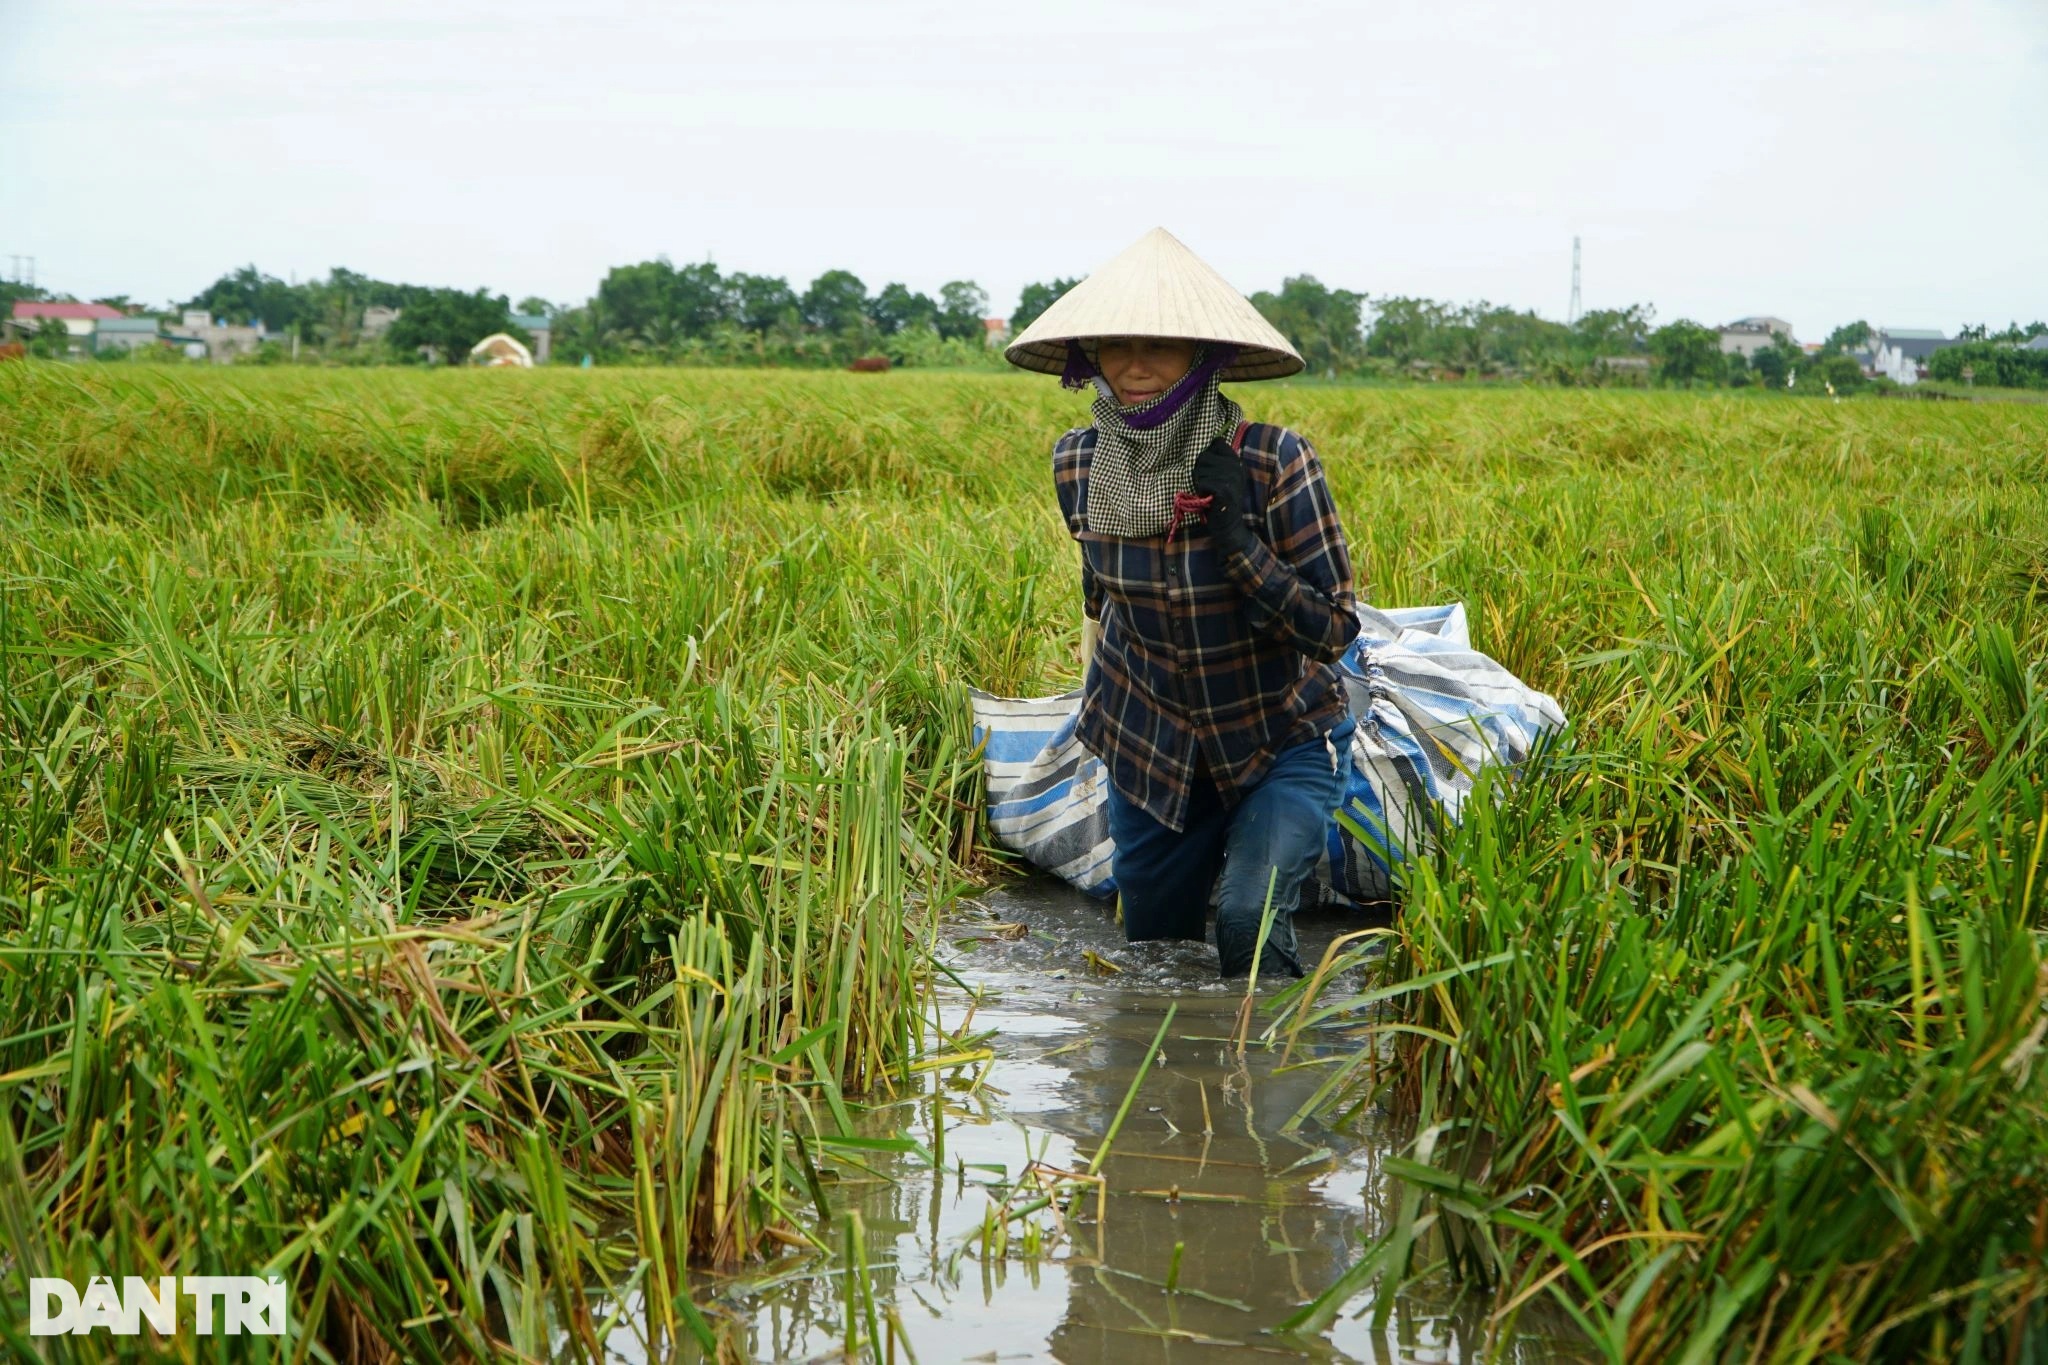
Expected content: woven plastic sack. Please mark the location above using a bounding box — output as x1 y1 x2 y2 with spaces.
968 603 1566 908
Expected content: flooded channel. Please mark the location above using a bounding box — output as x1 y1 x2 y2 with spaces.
633 877 1587 1363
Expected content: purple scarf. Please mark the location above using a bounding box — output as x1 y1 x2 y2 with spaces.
1062 340 1240 428
1062 339 1247 538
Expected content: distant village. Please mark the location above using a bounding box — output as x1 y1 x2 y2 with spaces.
3 301 557 368
5 267 2046 392
1710 316 2048 387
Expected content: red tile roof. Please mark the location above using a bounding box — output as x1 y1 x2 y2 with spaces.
12 301 127 322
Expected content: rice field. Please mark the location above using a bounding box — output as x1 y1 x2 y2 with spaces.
1 363 2044 1362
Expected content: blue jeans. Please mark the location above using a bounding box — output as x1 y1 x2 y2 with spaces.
1106 717 1353 979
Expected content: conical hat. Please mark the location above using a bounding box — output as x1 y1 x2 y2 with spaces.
1005 227 1304 382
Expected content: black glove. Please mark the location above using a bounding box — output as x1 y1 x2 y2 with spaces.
1191 437 1256 557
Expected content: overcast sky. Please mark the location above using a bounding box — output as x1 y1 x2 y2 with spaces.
3 0 2043 338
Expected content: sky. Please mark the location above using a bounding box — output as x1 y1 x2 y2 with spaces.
2 0 2044 339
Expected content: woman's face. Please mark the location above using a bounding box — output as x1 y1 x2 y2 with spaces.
1094 336 1198 407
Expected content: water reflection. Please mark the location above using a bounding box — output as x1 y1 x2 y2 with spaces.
620 876 1584 1363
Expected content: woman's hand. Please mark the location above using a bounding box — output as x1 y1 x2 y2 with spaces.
1191 437 1255 558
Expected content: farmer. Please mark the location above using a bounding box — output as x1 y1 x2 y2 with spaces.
1004 228 1361 980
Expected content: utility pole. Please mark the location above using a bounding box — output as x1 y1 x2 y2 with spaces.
1568 237 1582 326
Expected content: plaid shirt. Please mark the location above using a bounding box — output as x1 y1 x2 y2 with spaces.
1054 420 1362 834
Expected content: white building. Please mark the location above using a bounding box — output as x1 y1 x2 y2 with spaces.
1717 316 1795 359
176 309 274 362
1864 329 1951 385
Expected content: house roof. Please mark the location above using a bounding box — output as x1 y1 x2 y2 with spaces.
1876 330 1952 360
13 301 127 322
2026 334 2048 351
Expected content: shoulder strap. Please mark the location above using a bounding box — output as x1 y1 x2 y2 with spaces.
1232 418 1250 453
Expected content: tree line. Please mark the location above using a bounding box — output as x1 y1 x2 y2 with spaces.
1927 339 2048 390
2 263 999 368
35 263 1001 369
8 266 2042 389
552 261 993 367
1007 274 1667 383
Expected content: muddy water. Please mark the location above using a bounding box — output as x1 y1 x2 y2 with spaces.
670 877 1584 1363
